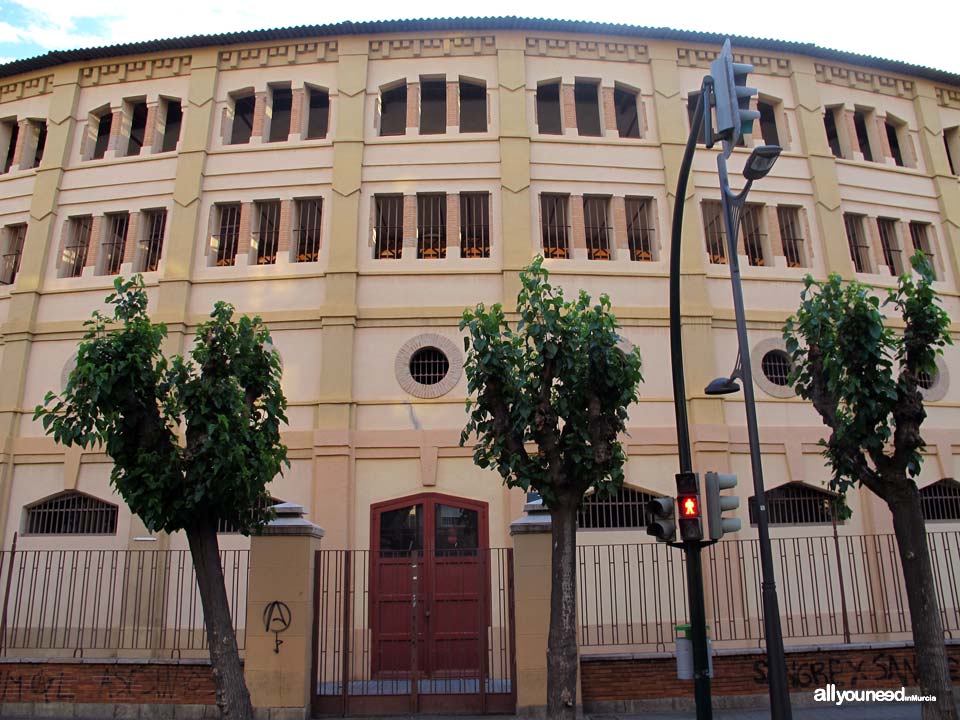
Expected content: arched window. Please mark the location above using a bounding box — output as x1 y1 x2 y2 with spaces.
749 482 838 525
920 480 960 521
577 486 661 530
24 491 118 535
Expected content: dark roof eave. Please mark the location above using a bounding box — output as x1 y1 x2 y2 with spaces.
1 17 958 87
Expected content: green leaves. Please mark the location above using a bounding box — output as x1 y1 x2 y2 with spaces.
34 275 288 535
460 257 643 509
782 254 950 499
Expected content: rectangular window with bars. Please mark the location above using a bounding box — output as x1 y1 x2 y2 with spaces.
253 200 280 265
877 218 904 275
909 221 936 279
625 197 655 261
61 216 92 278
583 196 611 260
577 487 660 529
460 193 490 258
138 209 166 272
843 213 871 273
213 203 241 266
776 206 806 267
742 203 767 266
702 200 726 264
24 492 118 535
417 194 446 259
100 212 129 275
540 194 569 259
1 223 26 285
374 195 403 259
294 198 322 262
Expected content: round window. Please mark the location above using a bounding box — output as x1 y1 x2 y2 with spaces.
409 347 450 386
917 370 937 390
761 350 792 387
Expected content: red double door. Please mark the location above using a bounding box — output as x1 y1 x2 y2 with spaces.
370 493 489 677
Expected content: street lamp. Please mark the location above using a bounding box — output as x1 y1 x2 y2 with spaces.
705 352 742 396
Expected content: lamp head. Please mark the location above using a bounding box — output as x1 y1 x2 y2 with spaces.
743 145 782 180
705 377 742 395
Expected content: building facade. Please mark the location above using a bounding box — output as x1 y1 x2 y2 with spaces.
1 18 959 567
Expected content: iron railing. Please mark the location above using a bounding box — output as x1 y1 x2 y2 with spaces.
0 540 249 658
577 531 960 652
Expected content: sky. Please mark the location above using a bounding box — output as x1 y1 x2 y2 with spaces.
0 0 957 76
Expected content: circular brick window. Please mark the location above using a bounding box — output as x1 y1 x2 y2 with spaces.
395 334 462 399
761 350 792 387
409 347 450 386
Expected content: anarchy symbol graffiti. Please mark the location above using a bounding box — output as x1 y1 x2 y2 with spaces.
263 601 292 653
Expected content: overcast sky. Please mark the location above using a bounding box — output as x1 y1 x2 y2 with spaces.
0 1 957 76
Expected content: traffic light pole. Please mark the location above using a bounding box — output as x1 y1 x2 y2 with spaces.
669 77 713 720
717 155 793 720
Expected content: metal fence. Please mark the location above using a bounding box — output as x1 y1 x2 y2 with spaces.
578 531 960 652
0 542 249 658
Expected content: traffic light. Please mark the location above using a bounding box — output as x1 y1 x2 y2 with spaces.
675 472 703 541
646 497 676 543
705 471 742 540
710 39 760 157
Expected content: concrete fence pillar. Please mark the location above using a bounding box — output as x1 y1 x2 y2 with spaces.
244 502 325 720
509 497 580 717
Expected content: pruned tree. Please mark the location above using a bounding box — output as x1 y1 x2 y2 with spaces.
35 276 287 720
783 256 955 720
460 258 643 720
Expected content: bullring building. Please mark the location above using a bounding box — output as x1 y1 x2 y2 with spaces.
0 17 959 666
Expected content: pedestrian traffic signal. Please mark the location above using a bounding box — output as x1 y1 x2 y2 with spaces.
705 471 741 540
710 39 761 157
677 493 703 541
646 496 676 543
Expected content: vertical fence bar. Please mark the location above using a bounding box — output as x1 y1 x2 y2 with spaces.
0 533 17 655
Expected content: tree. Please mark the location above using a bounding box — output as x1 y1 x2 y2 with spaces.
783 255 955 720
35 276 287 720
459 258 643 720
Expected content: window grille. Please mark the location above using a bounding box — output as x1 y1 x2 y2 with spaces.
749 483 838 525
909 222 936 279
24 491 118 535
843 213 870 273
409 347 449 385
776 206 804 267
217 496 284 534
254 200 280 265
917 369 937 390
268 88 292 142
214 204 241 266
93 112 112 160
161 100 182 153
230 95 255 145
583 196 611 260
417 194 446 259
577 487 661 529
294 198 322 262
138 209 166 272
921 480 960 521
625 197 654 261
459 80 487 133
1 223 26 285
379 84 407 137
702 200 726 264
374 195 403 259
306 88 329 139
61 216 92 278
761 350 792 387
460 193 490 258
743 203 766 266
614 87 640 139
540 194 569 259
101 212 129 275
877 218 903 275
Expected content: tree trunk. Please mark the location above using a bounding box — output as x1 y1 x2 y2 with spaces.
888 492 957 720
547 499 579 720
187 519 255 720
